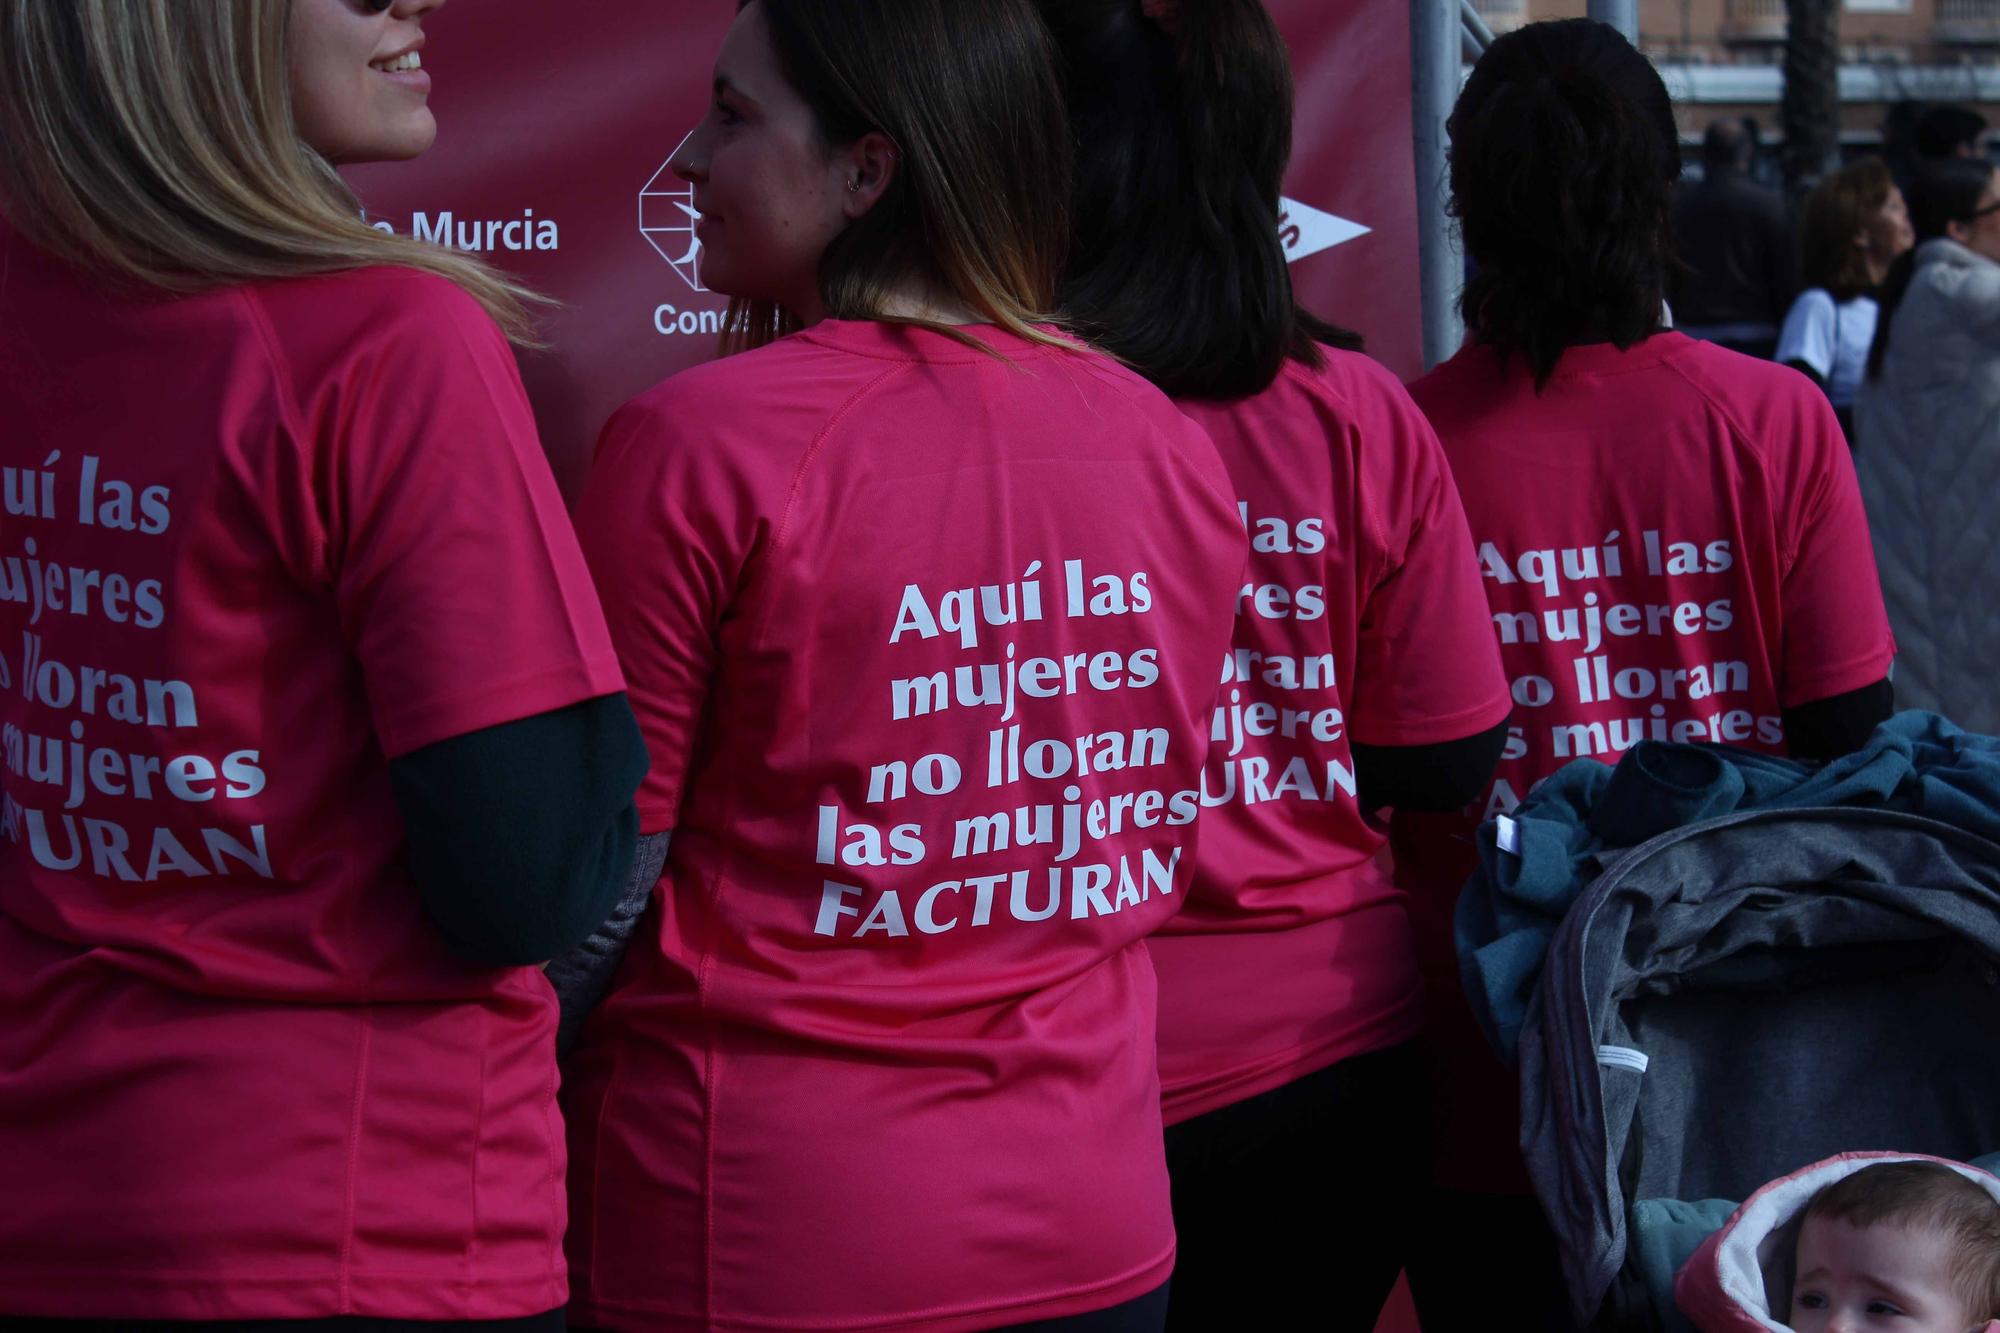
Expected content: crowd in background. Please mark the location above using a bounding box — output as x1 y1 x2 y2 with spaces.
1671 102 2000 734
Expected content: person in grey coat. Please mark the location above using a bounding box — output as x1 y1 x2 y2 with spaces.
1857 157 2000 733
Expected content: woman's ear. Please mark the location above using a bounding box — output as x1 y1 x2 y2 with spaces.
839 131 899 220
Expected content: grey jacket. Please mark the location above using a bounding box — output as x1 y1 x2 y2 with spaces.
1520 805 2000 1327
1855 239 2000 732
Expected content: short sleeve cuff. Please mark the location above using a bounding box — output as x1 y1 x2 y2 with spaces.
1347 691 1513 749
374 655 627 758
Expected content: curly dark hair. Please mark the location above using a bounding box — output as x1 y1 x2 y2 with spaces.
1447 19 1682 389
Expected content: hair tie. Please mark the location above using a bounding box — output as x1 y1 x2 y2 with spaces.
1140 0 1181 33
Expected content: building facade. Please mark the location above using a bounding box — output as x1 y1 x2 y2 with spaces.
1471 0 2000 139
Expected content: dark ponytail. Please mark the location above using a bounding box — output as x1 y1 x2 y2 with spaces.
1037 0 1359 401
1866 156 1995 380
1448 19 1681 389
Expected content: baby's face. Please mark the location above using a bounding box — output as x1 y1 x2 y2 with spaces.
1790 1215 1973 1333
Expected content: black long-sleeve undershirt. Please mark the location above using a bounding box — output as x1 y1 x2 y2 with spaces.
1783 677 1894 761
1350 675 1891 817
1352 716 1512 814
388 692 647 966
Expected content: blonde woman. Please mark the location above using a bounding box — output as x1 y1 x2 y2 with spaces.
0 2 644 1329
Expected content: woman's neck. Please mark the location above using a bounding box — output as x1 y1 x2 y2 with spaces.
874 288 984 325
789 277 984 330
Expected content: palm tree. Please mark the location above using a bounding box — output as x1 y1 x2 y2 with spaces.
1781 0 1843 192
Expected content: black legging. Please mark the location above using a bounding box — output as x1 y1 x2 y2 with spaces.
1162 1040 1427 1332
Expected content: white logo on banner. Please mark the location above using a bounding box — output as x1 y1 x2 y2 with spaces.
1277 195 1370 263
640 132 706 294
639 133 1369 315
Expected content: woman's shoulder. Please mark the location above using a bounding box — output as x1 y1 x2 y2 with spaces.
1785 286 1839 321
248 264 493 337
1913 239 2000 310
1673 333 1835 407
1262 343 1423 426
241 265 512 395
615 326 884 433
1294 341 1407 395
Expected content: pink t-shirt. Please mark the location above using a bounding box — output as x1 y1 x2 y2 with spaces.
564 319 1242 1332
1148 351 1509 1125
0 234 623 1320
1397 332 1895 1186
1411 333 1894 823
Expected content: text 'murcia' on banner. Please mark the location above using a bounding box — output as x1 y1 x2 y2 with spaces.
344 0 1421 493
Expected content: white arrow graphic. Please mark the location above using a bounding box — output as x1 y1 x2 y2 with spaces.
1277 195 1369 264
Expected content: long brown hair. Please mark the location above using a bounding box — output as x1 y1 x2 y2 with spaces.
721 0 1073 356
0 0 538 340
1799 157 1895 302
1038 0 1361 400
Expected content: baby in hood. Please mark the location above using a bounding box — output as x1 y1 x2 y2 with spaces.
1788 1160 2000 1333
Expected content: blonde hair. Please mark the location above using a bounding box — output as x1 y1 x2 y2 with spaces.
0 0 538 341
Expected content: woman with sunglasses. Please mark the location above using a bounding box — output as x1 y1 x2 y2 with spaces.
1856 156 2000 733
0 1 644 1327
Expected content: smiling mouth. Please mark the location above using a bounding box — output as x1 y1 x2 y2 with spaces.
370 51 423 73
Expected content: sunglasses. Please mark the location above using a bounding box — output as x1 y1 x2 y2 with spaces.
1967 199 2000 221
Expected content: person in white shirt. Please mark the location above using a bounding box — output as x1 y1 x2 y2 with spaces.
1778 156 1914 444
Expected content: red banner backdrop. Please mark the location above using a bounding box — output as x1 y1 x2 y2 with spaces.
346 1 1420 496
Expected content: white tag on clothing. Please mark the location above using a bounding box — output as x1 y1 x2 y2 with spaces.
1495 814 1521 856
1597 1045 1651 1075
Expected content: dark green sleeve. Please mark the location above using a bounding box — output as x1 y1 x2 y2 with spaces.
388 693 648 966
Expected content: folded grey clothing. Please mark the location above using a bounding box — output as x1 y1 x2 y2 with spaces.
1459 712 2000 1065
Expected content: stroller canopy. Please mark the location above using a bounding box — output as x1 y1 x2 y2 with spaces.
1501 718 2000 1326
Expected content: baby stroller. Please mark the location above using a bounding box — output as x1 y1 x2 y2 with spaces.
1457 714 2000 1331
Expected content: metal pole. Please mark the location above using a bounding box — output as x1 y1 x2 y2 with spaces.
1411 0 1463 370
1460 0 1497 52
1587 0 1640 44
